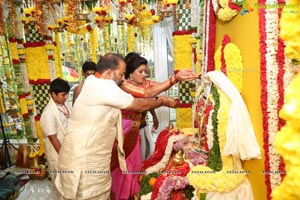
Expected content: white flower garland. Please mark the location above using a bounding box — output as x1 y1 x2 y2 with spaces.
201 0 210 79
264 0 281 189
145 134 185 174
141 192 152 200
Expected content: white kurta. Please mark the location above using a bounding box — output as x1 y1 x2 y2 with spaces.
55 76 133 199
40 97 71 180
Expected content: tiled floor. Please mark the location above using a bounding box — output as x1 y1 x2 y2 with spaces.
1 166 60 200
17 179 60 200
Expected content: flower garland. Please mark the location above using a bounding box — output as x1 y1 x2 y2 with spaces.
214 34 244 92
145 134 185 173
173 30 196 129
207 85 222 171
127 25 134 52
157 176 189 200
16 38 38 140
25 45 50 82
173 30 196 71
187 87 246 194
216 0 242 21
195 38 202 75
140 172 160 196
279 0 300 61
259 0 288 197
271 73 300 200
54 32 63 78
45 37 57 80
90 28 98 63
276 0 287 180
202 0 216 75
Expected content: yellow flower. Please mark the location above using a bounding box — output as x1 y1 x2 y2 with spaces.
25 46 50 81
176 108 192 129
217 0 239 21
272 74 300 200
163 0 179 4
19 98 28 115
125 14 136 22
151 15 161 23
279 0 300 60
181 128 198 136
173 34 195 70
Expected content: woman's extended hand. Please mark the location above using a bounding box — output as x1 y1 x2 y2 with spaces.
175 69 198 82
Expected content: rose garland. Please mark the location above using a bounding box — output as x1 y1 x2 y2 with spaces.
202 0 216 75
259 0 288 197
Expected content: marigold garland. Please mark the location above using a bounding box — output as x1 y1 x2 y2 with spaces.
176 108 193 129
279 0 300 61
127 25 134 52
90 28 98 63
216 0 241 21
214 35 243 92
272 73 300 200
54 32 63 78
173 31 197 71
25 46 50 81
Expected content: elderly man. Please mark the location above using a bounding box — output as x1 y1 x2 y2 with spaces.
55 53 196 199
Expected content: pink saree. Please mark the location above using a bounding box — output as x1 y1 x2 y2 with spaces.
111 80 153 199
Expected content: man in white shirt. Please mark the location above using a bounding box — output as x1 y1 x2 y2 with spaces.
55 53 196 199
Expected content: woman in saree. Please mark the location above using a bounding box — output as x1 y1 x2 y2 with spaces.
110 53 197 199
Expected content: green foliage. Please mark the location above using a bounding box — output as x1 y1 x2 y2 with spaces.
207 85 222 171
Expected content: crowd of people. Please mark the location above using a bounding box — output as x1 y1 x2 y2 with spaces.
40 53 197 199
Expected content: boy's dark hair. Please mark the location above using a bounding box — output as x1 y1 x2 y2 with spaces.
96 53 125 74
125 54 148 79
82 61 96 73
50 78 70 94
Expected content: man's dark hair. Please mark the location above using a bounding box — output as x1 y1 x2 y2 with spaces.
82 61 96 73
50 78 70 94
125 54 148 79
96 53 125 74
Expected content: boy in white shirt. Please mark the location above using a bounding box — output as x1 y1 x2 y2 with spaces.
40 78 71 181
